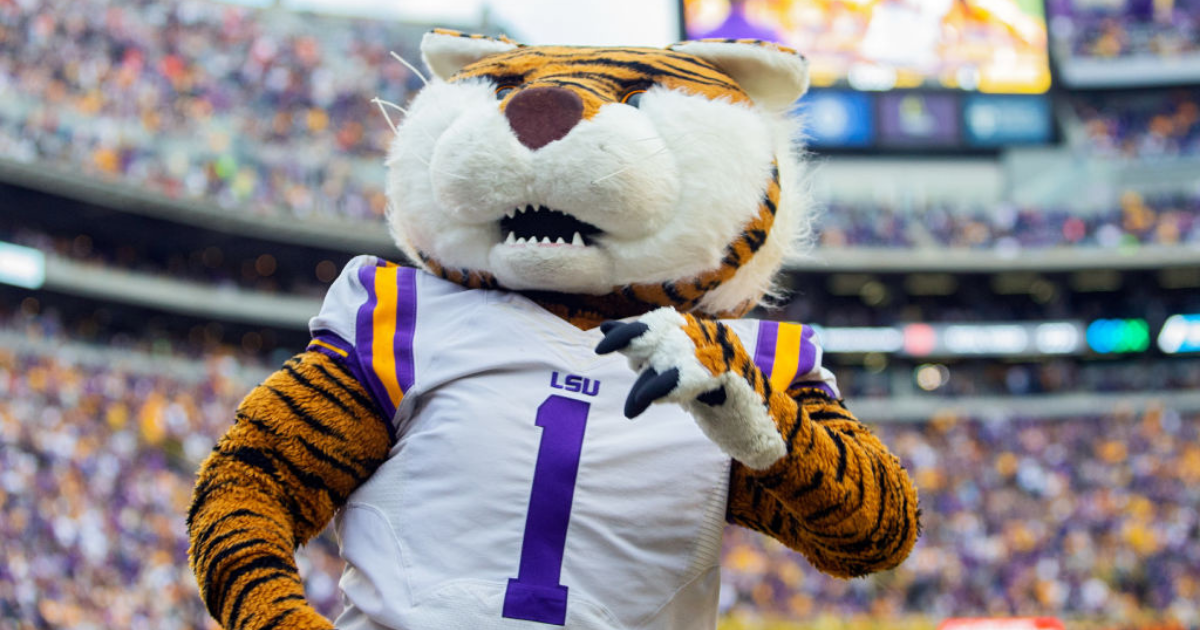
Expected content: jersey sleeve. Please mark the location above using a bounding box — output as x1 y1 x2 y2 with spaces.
307 255 421 427
746 320 841 399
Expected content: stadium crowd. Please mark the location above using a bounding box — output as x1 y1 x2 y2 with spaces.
1049 0 1200 58
817 190 1200 250
1071 89 1200 159
3 0 1197 242
2 308 1198 629
721 407 1200 627
0 310 340 630
0 0 424 223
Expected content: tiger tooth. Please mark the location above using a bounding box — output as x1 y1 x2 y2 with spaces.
571 232 584 246
555 237 565 244
541 236 552 244
516 237 526 244
505 232 516 244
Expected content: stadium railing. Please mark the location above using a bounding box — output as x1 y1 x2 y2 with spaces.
851 389 1200 423
39 251 321 328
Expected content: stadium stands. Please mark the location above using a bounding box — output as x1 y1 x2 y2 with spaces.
0 312 332 630
816 191 1200 250
3 315 1197 628
1049 0 1200 59
1048 0 1200 87
1070 89 1200 159
4 0 1200 629
721 408 1200 626
0 0 425 223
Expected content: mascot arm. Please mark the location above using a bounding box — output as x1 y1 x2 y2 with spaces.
597 307 919 578
725 388 920 578
187 351 392 630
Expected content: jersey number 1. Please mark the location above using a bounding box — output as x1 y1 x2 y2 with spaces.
502 395 590 626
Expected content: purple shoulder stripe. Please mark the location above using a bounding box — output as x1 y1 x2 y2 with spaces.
395 266 418 394
354 261 397 419
753 320 778 378
795 325 818 377
308 331 354 357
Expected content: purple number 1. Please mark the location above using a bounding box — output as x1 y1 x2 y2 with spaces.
502 395 590 626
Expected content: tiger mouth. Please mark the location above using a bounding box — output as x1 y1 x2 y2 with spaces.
499 205 603 247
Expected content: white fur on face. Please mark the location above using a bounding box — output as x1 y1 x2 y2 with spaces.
385 77 798 304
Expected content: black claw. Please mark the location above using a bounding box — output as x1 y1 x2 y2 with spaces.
624 367 680 419
600 321 622 335
595 321 650 355
624 368 659 418
696 387 727 406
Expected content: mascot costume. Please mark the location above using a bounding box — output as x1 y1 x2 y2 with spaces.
188 29 920 630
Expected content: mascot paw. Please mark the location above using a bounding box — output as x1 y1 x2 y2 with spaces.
596 307 787 469
596 308 724 418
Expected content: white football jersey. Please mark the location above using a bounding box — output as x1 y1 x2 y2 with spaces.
306 256 836 630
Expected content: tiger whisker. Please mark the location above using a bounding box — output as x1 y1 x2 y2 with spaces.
370 98 401 135
373 96 446 148
372 98 410 117
390 51 430 86
397 146 471 181
591 145 672 185
591 126 717 184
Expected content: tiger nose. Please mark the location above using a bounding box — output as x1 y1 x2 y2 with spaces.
504 87 584 150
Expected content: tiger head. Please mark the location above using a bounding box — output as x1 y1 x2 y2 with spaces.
385 29 810 321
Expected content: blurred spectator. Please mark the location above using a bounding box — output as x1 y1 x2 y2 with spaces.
1049 0 1200 59
817 191 1200 250
0 311 342 629
3 311 1200 628
1072 89 1200 159
0 0 427 223
721 407 1200 626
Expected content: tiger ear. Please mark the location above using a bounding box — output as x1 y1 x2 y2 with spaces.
668 39 809 110
421 29 523 81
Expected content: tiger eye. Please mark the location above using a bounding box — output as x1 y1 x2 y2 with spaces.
622 90 646 107
495 86 516 100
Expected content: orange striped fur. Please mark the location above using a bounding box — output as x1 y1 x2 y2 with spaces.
452 44 755 121
672 313 920 578
187 352 390 630
727 390 920 578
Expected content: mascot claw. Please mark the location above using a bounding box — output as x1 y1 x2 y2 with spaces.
597 307 787 468
596 307 728 419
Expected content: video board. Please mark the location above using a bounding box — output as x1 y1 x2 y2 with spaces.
681 0 1055 149
682 0 1051 93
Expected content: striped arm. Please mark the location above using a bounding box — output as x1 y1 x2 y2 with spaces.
656 314 918 576
187 351 392 630
726 388 920 578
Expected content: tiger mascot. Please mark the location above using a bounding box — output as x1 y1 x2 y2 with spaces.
188 29 919 630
